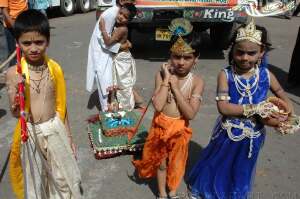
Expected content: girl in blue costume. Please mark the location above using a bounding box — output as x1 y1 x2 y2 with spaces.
187 19 294 199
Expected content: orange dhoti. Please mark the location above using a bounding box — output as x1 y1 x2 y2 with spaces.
133 112 192 190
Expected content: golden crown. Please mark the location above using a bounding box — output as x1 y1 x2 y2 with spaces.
236 18 262 45
170 36 195 54
169 18 195 55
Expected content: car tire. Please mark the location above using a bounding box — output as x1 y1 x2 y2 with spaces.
77 0 90 13
210 22 237 50
60 0 75 16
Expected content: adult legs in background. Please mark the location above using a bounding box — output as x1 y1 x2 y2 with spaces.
288 26 300 87
4 27 16 66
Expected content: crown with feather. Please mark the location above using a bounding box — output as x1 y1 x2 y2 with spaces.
169 18 195 54
236 18 262 45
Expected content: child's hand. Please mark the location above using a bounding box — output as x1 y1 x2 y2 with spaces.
70 142 77 160
120 40 132 51
10 74 25 111
169 75 179 91
126 40 132 49
99 18 106 33
14 73 25 85
161 63 171 81
11 95 20 111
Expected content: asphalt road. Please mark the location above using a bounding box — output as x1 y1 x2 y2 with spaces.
1 11 300 199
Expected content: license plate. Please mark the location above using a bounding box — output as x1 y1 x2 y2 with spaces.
155 28 171 41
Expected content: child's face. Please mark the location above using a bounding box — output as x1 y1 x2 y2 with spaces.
233 40 264 71
18 31 48 64
116 8 130 25
170 53 197 76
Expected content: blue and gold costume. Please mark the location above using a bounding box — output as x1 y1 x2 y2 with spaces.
188 65 270 199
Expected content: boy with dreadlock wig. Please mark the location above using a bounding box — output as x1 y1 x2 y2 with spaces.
133 18 204 199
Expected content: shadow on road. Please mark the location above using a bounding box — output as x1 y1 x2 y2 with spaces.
87 90 101 111
184 140 203 183
127 140 203 197
0 109 7 119
127 164 158 197
268 64 300 98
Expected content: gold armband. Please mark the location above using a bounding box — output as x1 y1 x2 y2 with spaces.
191 94 203 102
215 95 231 101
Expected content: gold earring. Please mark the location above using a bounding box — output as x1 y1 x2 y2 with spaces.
257 58 261 66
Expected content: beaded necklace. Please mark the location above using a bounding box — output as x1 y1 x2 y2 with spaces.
167 72 193 103
232 65 259 104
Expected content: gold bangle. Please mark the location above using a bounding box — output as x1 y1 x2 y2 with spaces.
243 104 257 117
215 95 231 101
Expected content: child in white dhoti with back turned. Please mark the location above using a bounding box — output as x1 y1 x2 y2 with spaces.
86 0 135 111
100 3 138 111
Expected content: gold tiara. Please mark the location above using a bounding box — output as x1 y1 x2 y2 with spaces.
236 18 262 45
168 18 195 54
170 36 195 54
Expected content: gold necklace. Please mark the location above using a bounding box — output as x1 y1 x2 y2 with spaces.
30 69 49 94
178 73 191 80
167 73 192 103
28 62 47 72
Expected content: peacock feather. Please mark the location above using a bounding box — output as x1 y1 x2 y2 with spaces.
168 18 193 36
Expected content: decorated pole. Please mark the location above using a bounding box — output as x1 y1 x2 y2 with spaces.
16 45 28 142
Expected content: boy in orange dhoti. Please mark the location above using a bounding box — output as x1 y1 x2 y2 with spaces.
133 19 204 199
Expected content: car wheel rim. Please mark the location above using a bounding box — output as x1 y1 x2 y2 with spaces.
83 0 90 9
64 0 73 12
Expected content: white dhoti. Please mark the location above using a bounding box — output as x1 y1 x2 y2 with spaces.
86 6 121 111
113 51 136 111
23 116 82 199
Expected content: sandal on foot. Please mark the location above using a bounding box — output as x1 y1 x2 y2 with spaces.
169 195 180 199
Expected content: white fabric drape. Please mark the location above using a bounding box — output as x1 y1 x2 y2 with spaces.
86 6 121 110
23 116 82 199
113 51 136 110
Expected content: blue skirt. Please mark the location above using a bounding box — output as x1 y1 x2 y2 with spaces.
187 123 266 199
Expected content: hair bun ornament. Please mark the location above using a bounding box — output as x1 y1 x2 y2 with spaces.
168 18 193 36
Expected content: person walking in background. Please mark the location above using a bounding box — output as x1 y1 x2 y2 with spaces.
293 0 300 16
0 0 27 66
288 26 300 87
0 11 8 67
